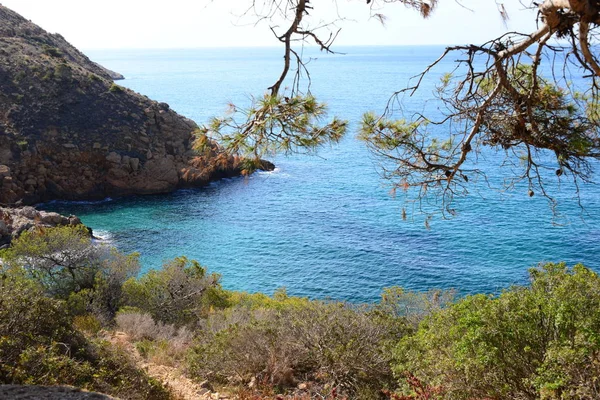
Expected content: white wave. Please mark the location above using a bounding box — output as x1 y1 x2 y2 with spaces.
257 167 290 178
43 197 114 206
92 229 113 243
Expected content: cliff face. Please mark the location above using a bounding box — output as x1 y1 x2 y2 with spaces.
0 5 239 205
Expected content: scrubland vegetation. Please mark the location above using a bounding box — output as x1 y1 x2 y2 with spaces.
1 225 599 399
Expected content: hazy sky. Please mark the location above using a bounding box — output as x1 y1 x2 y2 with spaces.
1 0 538 49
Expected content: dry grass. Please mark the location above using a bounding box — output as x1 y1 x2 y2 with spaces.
115 311 193 366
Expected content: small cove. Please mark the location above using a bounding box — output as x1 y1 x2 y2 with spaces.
41 46 600 302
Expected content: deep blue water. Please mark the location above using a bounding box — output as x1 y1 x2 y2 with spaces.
41 46 600 302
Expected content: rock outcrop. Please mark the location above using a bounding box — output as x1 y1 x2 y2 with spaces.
0 5 242 205
0 206 84 248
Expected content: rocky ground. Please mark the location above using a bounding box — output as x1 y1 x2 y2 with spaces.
0 385 116 399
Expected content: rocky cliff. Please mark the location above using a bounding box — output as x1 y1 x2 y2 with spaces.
0 5 241 205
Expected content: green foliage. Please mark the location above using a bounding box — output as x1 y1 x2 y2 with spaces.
1 225 139 320
54 63 72 81
84 248 141 321
197 94 347 175
4 225 600 398
80 339 174 400
1 225 99 297
41 44 63 58
393 263 600 399
372 286 456 340
359 111 444 198
122 256 228 326
478 65 596 167
360 112 422 152
0 268 173 399
15 139 28 151
0 267 83 382
72 314 103 335
226 287 312 311
109 83 123 93
360 58 600 216
115 311 193 368
13 70 27 83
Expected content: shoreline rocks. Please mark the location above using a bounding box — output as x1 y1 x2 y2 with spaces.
0 206 85 248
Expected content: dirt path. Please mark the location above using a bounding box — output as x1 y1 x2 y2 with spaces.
143 363 213 400
109 332 225 400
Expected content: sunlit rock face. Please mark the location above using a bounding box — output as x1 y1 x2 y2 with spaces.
0 5 239 205
0 206 84 247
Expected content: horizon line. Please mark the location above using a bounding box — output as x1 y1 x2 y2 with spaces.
82 43 465 51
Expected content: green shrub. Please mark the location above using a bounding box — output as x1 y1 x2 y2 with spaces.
0 268 85 383
1 226 140 321
13 70 27 83
16 139 28 151
393 263 600 399
42 44 63 58
73 314 103 335
114 310 193 367
86 339 174 400
122 256 227 326
226 287 311 310
55 63 72 80
2 225 102 297
109 83 123 93
0 268 173 399
85 248 141 321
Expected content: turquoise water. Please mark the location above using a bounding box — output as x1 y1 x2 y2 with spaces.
42 47 600 302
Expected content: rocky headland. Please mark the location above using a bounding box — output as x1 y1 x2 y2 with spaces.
0 5 246 206
0 206 83 248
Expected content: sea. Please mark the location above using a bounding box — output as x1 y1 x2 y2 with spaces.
40 46 600 303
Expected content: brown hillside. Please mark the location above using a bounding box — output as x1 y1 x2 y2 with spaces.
0 5 240 205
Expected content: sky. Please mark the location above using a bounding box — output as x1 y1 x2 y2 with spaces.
0 0 539 49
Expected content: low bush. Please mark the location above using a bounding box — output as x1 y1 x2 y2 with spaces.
1 225 140 322
5 226 599 400
122 256 228 326
0 268 85 383
83 339 174 400
188 295 405 398
41 44 62 58
0 268 173 399
73 314 103 335
2 225 101 297
116 311 193 365
82 248 141 322
109 83 123 93
116 311 163 341
393 263 600 399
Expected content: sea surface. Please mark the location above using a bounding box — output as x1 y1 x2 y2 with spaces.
41 46 600 302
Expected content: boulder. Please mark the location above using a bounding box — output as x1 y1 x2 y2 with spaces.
0 206 89 247
0 164 10 178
